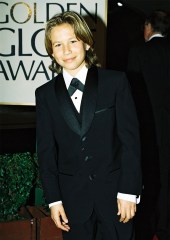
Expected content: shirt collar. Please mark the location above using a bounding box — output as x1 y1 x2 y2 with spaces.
63 65 88 89
148 33 164 41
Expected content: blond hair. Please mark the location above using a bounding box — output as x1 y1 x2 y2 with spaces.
45 11 100 73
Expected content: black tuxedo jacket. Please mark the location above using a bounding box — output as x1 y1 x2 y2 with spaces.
36 66 142 224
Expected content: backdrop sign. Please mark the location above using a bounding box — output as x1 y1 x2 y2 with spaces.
0 0 107 105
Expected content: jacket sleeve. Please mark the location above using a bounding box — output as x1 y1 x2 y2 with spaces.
35 88 61 204
116 73 142 195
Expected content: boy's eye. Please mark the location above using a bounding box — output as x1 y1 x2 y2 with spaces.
54 43 61 47
70 40 77 43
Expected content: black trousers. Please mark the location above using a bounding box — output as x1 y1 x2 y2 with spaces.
62 205 135 240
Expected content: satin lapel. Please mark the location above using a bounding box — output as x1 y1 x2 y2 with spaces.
55 74 81 135
81 66 98 137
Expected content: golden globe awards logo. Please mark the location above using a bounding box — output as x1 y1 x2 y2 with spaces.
0 1 105 104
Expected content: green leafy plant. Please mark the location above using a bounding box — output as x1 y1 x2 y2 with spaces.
0 152 36 221
33 153 42 189
33 153 47 209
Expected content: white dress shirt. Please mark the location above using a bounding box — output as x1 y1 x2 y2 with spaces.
49 64 140 208
63 65 87 112
147 33 164 42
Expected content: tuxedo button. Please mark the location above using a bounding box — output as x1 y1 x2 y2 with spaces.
82 136 86 142
85 156 89 161
89 174 96 181
82 147 85 151
85 156 92 161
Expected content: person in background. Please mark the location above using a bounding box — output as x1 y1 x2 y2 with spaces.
36 11 142 240
127 10 170 240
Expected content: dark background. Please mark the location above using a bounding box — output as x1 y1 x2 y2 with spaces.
0 0 170 154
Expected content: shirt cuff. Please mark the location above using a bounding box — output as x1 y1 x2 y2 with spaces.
117 192 140 204
49 201 62 208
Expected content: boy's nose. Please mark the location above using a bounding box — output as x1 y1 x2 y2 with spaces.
64 45 71 54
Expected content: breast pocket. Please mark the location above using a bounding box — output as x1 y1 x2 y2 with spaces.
95 105 115 115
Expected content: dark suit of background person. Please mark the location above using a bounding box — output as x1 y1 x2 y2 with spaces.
36 65 142 239
127 11 170 240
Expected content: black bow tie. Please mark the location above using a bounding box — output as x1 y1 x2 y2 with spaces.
68 78 84 96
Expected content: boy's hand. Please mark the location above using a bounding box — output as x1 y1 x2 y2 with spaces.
117 199 136 223
50 204 70 231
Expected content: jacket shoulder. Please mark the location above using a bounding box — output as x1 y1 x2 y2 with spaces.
97 67 129 91
98 67 126 79
35 76 57 95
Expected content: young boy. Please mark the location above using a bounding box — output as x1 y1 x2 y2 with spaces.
36 11 142 240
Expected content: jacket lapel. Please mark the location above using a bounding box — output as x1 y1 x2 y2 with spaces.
54 66 98 137
55 73 81 135
81 66 98 137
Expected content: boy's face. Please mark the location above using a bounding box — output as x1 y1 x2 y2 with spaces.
51 23 90 76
